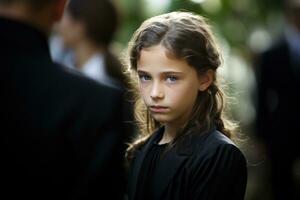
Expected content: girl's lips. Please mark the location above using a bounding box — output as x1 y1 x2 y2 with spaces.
149 106 169 113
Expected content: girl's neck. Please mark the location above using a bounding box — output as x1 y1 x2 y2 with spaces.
158 124 178 145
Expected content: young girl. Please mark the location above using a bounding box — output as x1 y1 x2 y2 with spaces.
125 11 247 200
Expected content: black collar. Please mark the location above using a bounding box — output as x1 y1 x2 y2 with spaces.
0 17 50 57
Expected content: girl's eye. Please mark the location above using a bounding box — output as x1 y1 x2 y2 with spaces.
138 74 151 82
166 76 178 83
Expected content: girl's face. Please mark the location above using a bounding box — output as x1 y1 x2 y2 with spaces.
137 45 203 128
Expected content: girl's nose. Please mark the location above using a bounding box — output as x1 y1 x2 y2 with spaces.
150 82 164 100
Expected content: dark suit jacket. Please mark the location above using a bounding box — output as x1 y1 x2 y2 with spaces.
255 38 300 155
127 127 247 200
0 17 125 200
254 35 300 200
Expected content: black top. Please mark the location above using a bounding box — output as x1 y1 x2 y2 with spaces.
0 17 125 200
127 127 247 200
136 132 168 200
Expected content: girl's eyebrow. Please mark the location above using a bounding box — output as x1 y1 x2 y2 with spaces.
137 70 149 74
137 69 184 75
162 71 184 75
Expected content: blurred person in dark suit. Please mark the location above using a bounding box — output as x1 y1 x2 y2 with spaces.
0 0 125 199
255 0 300 199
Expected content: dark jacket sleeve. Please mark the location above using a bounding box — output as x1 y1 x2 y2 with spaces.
70 87 125 200
190 144 247 200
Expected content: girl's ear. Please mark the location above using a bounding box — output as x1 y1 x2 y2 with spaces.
198 69 214 91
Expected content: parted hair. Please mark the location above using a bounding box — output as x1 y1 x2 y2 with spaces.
125 11 238 162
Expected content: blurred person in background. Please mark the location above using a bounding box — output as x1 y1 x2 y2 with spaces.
58 0 124 88
255 0 300 199
57 0 136 150
0 0 125 199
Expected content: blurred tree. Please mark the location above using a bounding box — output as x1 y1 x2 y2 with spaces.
117 0 284 54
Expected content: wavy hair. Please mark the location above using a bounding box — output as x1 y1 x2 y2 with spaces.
125 11 238 162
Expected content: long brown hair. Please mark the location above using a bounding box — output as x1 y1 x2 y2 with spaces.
125 11 238 161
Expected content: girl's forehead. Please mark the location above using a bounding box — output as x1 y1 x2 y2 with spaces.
138 45 178 63
137 45 194 73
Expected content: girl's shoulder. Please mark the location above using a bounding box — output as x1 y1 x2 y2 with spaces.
189 130 246 165
201 129 236 149
187 130 248 196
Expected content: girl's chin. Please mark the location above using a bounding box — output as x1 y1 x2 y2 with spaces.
151 116 170 124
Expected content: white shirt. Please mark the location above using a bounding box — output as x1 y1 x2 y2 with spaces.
81 53 120 89
49 35 120 89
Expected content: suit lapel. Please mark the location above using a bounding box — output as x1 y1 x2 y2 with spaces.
152 129 214 199
152 133 196 199
128 127 164 200
152 150 189 199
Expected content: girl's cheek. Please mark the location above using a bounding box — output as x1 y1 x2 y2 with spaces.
139 88 148 98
